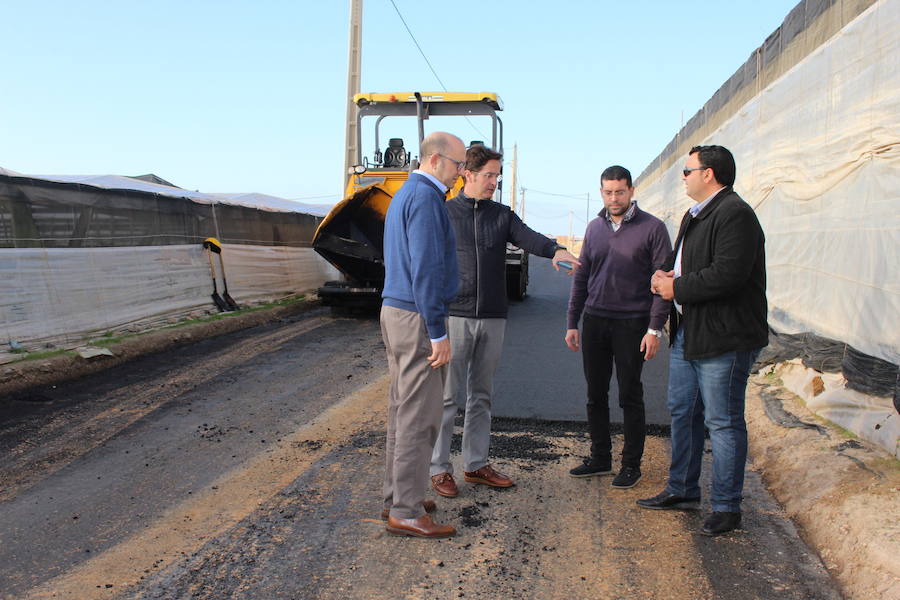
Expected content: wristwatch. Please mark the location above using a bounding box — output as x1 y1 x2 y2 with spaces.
647 328 662 338
551 243 567 253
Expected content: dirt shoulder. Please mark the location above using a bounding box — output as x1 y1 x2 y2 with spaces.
0 297 322 398
746 375 900 600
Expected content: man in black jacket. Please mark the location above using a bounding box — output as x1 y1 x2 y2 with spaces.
429 144 580 498
637 145 767 536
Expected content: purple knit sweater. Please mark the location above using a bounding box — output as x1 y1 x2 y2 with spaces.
567 204 672 330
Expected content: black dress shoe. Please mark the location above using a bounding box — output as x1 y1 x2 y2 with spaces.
701 511 742 536
636 490 701 510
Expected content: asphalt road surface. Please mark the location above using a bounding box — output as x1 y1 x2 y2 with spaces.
0 267 842 600
494 258 671 426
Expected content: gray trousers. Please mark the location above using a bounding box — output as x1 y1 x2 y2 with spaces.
381 305 446 519
430 316 506 475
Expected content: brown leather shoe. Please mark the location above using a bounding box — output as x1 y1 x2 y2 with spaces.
431 472 459 497
381 499 437 520
464 464 514 488
386 514 455 538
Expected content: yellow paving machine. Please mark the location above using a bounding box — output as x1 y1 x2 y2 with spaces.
312 91 528 308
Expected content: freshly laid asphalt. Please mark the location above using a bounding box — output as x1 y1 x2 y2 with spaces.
494 258 671 425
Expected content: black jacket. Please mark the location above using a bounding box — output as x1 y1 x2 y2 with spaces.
668 187 768 360
447 192 557 318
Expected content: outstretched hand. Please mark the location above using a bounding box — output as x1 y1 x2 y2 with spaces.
552 249 581 275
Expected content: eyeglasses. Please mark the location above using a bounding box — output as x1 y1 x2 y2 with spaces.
472 171 502 182
437 153 466 171
601 190 629 198
682 167 709 177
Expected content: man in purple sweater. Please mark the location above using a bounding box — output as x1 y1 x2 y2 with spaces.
565 165 672 488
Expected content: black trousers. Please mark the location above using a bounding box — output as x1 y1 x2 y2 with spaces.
581 313 648 468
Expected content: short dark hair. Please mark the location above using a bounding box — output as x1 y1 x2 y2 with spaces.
689 145 736 186
465 144 502 172
600 165 632 188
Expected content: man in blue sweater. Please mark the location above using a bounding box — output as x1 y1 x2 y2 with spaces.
381 131 465 539
566 165 672 489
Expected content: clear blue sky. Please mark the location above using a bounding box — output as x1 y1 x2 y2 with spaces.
1 0 798 236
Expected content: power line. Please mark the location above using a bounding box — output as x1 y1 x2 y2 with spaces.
387 0 488 142
527 210 588 225
524 187 590 201
388 0 448 91
522 207 572 220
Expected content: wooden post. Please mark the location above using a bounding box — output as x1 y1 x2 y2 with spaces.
343 0 363 191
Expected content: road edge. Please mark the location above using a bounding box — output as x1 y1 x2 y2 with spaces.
745 376 900 600
0 298 324 398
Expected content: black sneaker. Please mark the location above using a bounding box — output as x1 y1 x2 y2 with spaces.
611 466 642 488
569 459 612 478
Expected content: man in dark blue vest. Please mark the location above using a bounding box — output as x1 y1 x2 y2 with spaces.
430 144 580 499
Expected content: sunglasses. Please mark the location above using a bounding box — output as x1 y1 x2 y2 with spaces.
682 167 709 177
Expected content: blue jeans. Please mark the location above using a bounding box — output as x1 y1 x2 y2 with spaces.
665 328 759 512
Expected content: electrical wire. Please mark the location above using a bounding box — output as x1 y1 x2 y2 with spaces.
387 0 488 142
388 0 448 91
521 207 574 220
523 187 590 201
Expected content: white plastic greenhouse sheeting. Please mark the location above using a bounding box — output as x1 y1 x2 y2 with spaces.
638 0 900 368
0 167 331 216
636 1 899 455
0 244 339 351
775 360 899 459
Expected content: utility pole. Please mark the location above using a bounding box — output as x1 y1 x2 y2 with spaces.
343 0 363 190
520 187 526 221
509 144 518 213
585 192 590 226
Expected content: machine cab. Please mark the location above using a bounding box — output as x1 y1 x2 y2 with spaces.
312 92 505 306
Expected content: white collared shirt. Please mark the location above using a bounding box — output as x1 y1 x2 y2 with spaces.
412 169 448 193
673 187 724 313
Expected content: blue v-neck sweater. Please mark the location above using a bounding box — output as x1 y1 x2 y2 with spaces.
382 173 459 339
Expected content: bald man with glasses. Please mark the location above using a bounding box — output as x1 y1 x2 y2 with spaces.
429 143 580 499
381 131 466 539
